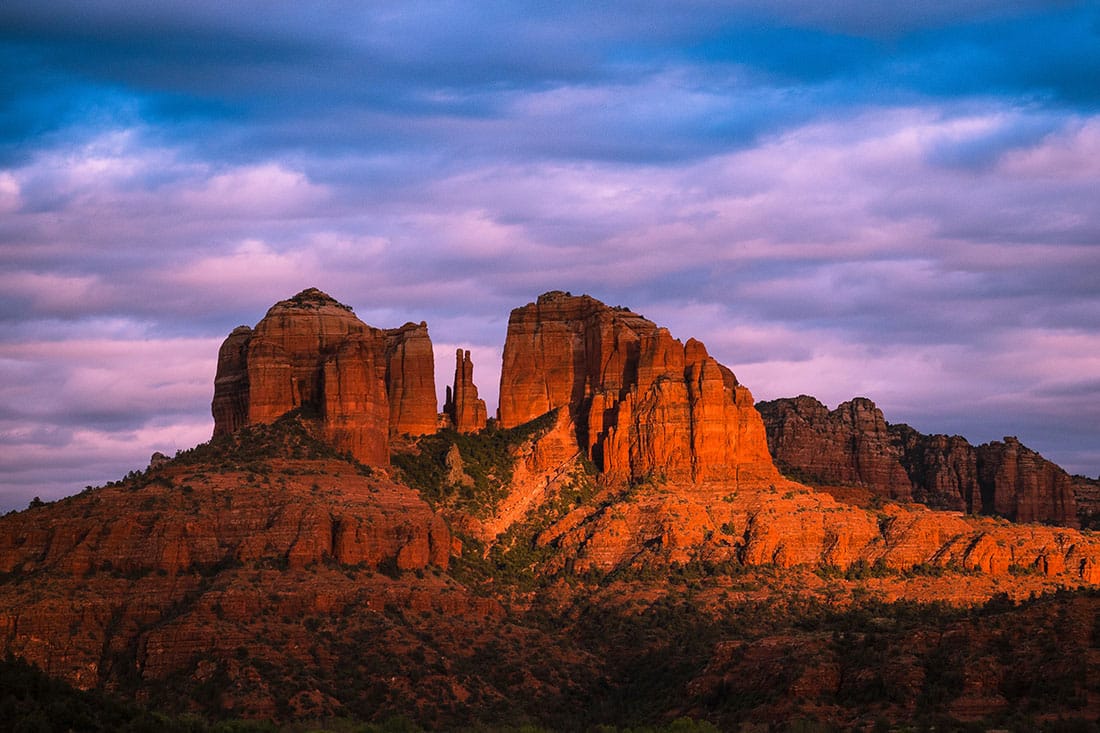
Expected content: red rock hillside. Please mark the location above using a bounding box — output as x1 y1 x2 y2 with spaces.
758 395 1082 527
498 291 778 484
212 288 437 465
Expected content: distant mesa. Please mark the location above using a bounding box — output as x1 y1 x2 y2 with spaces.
758 395 1086 528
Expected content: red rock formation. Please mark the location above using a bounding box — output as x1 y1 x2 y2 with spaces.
383 322 439 436
211 326 252 437
211 289 438 464
891 425 975 512
536 480 1100 579
759 395 1081 526
498 291 777 484
1076 475 1100 529
978 437 1077 526
444 349 487 433
0 448 541 718
0 460 452 579
756 396 911 499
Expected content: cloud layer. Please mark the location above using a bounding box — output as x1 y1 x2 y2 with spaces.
2 1 1099 509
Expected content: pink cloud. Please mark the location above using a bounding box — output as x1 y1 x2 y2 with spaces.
178 163 331 219
1000 118 1100 179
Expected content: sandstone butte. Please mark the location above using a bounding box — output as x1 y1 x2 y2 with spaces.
758 395 1088 528
498 291 778 485
178 288 1100 584
212 288 438 465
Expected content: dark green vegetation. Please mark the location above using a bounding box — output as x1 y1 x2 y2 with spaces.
0 653 277 733
171 410 373 474
0 652 720 732
392 410 558 517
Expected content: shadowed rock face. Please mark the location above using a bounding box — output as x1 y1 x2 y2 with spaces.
211 288 437 464
755 396 912 501
498 291 778 484
977 437 1077 526
758 395 1081 527
211 326 253 437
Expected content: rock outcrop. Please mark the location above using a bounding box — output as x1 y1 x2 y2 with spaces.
211 289 437 464
759 395 1080 526
891 424 976 512
1076 475 1100 529
537 480 1100 580
498 291 778 484
755 396 911 500
0 461 452 580
211 325 253 436
977 437 1077 526
383 322 440 437
444 349 487 433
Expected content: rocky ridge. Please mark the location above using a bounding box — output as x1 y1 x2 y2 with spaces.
758 395 1083 527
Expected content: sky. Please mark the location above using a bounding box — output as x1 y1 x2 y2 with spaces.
1 1 1099 510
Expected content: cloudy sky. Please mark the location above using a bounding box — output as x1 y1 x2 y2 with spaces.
2 1 1099 510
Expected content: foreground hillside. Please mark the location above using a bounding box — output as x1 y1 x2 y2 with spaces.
3 289 1100 731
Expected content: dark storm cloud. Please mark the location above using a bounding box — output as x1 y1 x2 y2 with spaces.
3 0 1095 168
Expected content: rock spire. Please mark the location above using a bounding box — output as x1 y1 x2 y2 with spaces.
444 348 487 433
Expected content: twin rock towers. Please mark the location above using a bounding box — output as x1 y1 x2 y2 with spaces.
212 288 778 486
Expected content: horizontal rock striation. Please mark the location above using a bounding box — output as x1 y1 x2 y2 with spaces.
536 481 1100 580
0 462 452 580
498 291 778 484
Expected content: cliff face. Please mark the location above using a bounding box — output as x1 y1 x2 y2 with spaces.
755 396 911 500
211 289 437 464
498 291 778 484
977 437 1077 526
210 326 253 437
758 395 1080 527
536 480 1100 581
383 322 440 437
